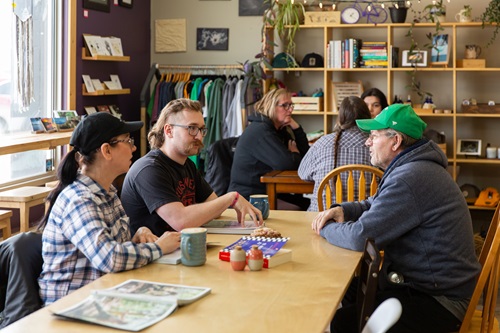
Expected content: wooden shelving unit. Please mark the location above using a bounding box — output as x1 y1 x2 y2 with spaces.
263 21 500 190
81 48 130 62
81 84 130 96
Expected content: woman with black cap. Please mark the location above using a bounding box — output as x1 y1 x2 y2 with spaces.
38 112 180 305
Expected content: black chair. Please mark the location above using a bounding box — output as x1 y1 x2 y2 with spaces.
0 232 43 328
357 238 381 333
204 137 239 196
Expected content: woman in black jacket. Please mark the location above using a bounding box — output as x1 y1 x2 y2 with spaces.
228 88 310 209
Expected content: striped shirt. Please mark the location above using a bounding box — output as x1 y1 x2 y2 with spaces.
39 174 162 305
298 127 371 211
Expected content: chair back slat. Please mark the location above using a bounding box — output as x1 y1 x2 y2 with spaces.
358 171 367 200
459 203 500 333
317 164 384 211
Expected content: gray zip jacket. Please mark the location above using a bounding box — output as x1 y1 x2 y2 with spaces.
320 139 480 299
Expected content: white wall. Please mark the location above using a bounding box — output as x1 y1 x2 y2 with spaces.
150 0 492 66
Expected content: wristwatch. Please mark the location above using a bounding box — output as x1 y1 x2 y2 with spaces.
341 7 360 24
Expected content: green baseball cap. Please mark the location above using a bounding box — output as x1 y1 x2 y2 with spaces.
356 104 427 139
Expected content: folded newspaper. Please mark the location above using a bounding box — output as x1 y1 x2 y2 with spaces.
52 279 211 331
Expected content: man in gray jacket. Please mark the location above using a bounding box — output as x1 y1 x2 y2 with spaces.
312 104 481 333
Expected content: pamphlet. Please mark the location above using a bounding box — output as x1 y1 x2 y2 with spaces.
52 279 211 331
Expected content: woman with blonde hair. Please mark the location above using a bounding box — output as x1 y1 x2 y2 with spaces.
229 88 310 209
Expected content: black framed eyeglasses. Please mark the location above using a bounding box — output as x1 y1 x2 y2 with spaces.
277 102 295 110
169 124 208 137
109 137 135 146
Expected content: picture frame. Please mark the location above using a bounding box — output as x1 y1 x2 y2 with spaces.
430 34 450 65
196 28 229 51
457 139 482 156
118 0 133 8
83 0 110 13
402 50 428 67
239 0 268 16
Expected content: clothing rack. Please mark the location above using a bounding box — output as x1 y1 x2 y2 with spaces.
139 63 243 156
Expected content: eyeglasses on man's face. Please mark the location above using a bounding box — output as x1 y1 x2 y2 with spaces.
277 102 295 111
109 137 135 146
367 131 396 142
169 124 208 137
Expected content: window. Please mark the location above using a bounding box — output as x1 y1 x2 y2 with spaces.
0 2 62 185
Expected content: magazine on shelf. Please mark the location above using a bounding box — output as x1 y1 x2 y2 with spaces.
52 279 211 331
219 236 292 268
40 117 57 132
53 117 74 131
30 117 45 133
202 219 259 234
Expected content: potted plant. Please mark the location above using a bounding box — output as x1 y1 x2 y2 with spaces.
262 0 305 59
389 1 409 23
425 0 447 23
481 0 500 47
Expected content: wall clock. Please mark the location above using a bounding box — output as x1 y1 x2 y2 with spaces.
341 7 360 24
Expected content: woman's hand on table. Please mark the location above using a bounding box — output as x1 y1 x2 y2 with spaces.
156 231 181 254
312 207 344 234
133 227 158 243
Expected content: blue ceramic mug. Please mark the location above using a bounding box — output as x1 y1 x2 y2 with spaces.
180 227 207 266
249 194 270 220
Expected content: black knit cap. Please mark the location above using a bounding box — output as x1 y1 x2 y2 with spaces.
70 112 143 155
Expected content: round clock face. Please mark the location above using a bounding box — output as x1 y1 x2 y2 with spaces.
341 7 360 24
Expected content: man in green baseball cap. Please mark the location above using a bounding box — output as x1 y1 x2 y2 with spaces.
312 103 480 332
356 103 427 140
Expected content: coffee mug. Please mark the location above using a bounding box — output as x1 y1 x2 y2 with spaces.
249 194 270 220
180 227 207 266
465 45 482 59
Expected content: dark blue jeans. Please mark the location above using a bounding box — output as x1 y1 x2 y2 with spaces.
331 281 462 333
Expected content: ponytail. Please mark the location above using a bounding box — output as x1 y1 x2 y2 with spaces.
37 149 80 231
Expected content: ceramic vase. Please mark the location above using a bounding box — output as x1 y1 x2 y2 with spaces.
247 245 263 271
230 246 247 271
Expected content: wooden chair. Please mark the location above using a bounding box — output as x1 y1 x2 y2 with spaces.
357 238 381 333
0 210 12 240
317 164 384 211
459 203 500 333
0 186 52 232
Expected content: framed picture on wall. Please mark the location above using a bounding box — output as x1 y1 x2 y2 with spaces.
118 0 133 8
239 0 269 16
196 28 229 51
83 0 110 13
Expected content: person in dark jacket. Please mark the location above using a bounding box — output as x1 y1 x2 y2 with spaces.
228 88 310 209
312 104 481 333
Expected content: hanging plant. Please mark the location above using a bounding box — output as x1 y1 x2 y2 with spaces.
262 0 305 59
481 0 500 47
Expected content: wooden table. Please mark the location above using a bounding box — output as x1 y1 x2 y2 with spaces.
260 170 314 210
2 210 361 333
0 131 72 156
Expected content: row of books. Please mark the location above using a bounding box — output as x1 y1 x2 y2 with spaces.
326 39 388 69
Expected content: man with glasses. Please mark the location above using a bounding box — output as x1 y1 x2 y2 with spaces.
121 98 263 236
228 88 310 209
312 104 480 332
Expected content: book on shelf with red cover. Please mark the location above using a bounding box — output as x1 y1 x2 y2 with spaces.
219 236 291 268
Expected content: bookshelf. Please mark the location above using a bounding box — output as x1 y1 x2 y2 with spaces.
263 22 500 195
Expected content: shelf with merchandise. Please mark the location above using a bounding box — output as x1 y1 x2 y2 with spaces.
81 48 130 62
